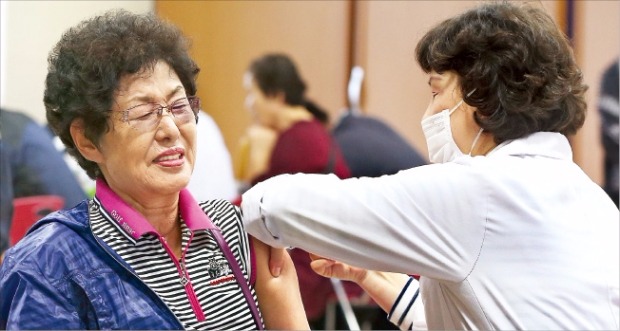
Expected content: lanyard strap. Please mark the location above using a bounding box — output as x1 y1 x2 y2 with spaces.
210 228 263 330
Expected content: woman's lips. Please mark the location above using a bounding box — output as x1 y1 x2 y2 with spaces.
154 148 185 167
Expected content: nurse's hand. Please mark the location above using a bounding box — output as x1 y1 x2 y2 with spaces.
268 245 285 277
310 253 412 316
308 253 368 284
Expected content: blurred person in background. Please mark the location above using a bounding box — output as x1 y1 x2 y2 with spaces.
333 111 427 178
0 108 87 207
333 66 426 178
242 53 363 329
187 110 239 202
0 108 88 257
598 58 619 207
0 138 14 261
0 10 308 330
242 2 619 330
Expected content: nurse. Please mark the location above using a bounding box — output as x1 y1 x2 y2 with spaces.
241 2 619 330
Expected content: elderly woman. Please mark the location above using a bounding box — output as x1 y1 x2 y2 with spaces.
0 10 308 330
242 2 619 330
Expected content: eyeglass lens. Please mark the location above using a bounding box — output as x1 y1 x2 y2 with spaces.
124 96 199 131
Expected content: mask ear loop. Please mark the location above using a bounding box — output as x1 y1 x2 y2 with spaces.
448 89 477 116
468 128 484 155
463 88 482 155
448 100 464 115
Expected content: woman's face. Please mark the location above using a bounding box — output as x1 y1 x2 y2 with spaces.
95 60 197 202
243 72 280 128
423 70 480 153
423 70 463 119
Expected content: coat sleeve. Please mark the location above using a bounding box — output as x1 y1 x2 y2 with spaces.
0 258 94 329
241 163 489 281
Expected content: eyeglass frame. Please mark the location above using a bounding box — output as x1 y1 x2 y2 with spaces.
117 95 201 130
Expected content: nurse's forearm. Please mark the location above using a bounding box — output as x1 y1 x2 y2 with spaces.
356 271 411 313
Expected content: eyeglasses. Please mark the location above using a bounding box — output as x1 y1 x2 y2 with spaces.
119 96 200 131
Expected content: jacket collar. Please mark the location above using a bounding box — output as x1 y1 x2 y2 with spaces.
94 178 216 240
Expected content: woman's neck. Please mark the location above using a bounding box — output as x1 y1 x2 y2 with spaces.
133 197 183 258
274 105 314 132
472 132 498 156
103 180 185 258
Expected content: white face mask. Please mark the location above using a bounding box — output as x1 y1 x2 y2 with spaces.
421 99 483 164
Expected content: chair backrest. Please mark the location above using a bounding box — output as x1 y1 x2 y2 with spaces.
9 195 65 246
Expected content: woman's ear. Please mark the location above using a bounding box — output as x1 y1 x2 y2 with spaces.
70 119 104 163
274 91 287 104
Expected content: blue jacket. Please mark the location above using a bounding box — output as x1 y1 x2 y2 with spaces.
0 201 184 329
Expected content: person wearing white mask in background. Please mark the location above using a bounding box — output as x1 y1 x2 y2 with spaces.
240 2 619 330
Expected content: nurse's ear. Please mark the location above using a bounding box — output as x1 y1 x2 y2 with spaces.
70 118 104 163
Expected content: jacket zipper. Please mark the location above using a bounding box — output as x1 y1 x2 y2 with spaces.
159 232 206 321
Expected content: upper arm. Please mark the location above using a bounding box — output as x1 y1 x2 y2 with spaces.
250 236 309 330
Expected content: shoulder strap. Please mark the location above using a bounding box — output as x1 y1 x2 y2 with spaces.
210 228 264 330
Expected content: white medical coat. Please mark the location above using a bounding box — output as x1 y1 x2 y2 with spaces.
242 132 619 330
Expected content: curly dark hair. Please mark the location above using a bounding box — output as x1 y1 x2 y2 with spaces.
248 53 329 124
415 2 587 143
44 9 200 179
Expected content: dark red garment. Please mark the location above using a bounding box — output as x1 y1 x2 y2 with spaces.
251 119 362 321
251 120 350 185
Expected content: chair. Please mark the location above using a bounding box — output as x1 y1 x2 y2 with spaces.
325 279 387 330
9 195 64 246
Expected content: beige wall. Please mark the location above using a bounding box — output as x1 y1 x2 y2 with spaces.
0 1 153 124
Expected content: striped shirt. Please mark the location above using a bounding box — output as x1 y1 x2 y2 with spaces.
90 180 263 330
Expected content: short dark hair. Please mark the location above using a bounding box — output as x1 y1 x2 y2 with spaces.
248 53 329 124
416 2 587 143
44 9 200 179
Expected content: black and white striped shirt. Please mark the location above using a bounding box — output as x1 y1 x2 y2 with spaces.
89 187 262 330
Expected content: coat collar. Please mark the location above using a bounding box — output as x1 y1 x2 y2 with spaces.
487 132 573 161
